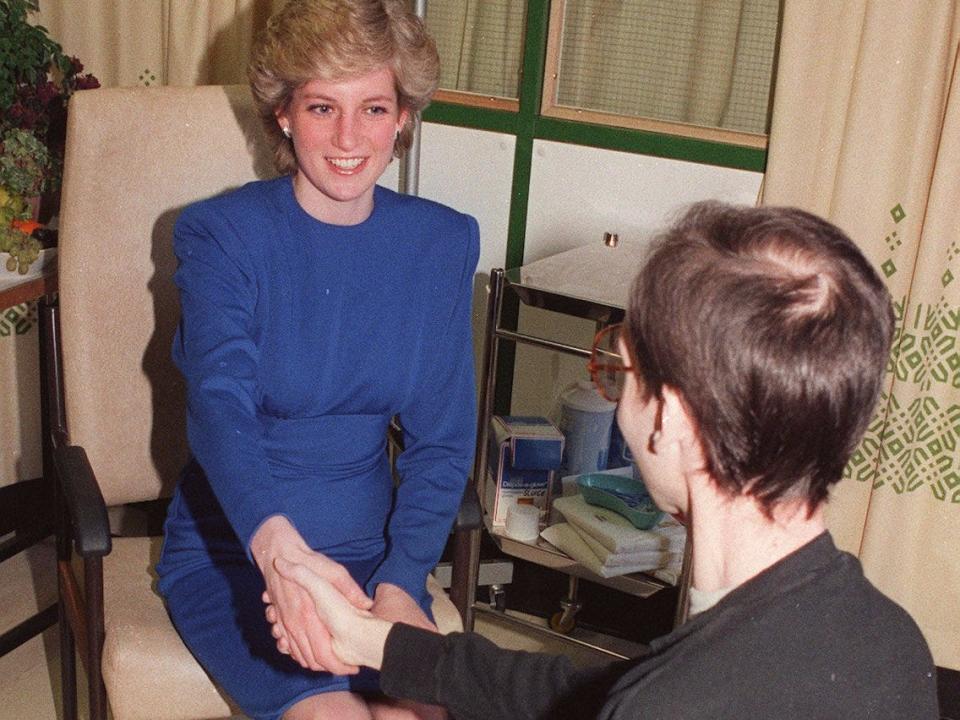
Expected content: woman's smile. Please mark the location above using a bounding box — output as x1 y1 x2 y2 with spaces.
327 157 366 173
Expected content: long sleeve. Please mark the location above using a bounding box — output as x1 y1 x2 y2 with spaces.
380 624 625 720
171 202 287 554
368 214 481 601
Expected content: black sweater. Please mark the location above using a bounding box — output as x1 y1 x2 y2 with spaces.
380 533 938 719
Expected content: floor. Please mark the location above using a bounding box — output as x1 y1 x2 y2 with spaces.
0 539 73 720
0 536 633 720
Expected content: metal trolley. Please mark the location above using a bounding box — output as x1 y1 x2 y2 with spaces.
451 245 692 653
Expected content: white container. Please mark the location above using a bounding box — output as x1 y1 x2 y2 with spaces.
504 503 541 542
556 379 616 476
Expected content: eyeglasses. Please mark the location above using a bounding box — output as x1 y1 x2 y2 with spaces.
587 323 634 402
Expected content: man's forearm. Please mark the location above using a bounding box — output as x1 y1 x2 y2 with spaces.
380 623 619 720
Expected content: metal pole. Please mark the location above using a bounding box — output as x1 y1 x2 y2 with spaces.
401 0 428 196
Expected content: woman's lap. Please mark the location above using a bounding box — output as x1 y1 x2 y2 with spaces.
163 556 385 720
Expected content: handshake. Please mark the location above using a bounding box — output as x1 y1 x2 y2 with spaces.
253 516 437 676
267 558 397 673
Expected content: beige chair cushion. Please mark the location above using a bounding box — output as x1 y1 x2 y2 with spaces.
102 537 240 720
101 536 461 720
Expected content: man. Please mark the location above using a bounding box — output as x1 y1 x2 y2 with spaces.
272 203 939 719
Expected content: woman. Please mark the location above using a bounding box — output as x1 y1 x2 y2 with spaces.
156 2 478 719
272 203 938 719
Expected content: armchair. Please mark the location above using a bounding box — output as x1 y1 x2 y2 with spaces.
51 85 478 720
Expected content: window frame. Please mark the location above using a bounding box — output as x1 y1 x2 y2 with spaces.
432 89 519 113
427 0 777 155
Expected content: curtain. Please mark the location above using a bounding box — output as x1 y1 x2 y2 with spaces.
425 0 525 98
0 0 285 487
34 0 284 88
762 0 960 670
556 0 779 134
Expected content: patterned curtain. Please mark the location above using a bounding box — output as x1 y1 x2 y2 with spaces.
0 0 284 487
762 0 960 670
34 0 285 88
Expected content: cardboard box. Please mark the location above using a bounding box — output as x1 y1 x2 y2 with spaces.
485 415 564 526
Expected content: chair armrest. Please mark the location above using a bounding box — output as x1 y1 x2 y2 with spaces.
54 445 112 557
454 485 482 531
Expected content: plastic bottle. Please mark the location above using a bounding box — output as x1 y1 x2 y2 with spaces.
556 379 617 477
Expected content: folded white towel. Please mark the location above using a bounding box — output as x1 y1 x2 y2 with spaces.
553 495 668 553
576 525 674 567
652 517 688 554
651 561 683 586
540 523 673 578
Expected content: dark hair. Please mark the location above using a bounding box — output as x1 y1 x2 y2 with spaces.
626 202 894 515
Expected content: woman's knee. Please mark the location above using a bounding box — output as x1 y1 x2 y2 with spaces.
368 697 446 720
282 691 374 720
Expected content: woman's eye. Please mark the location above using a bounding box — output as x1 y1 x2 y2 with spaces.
366 105 388 115
308 104 332 114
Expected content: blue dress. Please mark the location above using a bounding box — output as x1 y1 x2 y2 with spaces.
156 176 479 720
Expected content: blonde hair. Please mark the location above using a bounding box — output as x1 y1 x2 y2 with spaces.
248 0 440 174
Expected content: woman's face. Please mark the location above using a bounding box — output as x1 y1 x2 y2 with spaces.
276 65 408 225
615 338 689 516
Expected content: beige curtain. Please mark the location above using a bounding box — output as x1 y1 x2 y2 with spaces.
556 0 779 134
426 0 526 98
0 0 283 487
35 0 284 87
763 0 960 670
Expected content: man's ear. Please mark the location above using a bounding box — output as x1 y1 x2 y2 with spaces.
660 385 706 470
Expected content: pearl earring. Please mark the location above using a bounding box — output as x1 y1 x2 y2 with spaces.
282 126 292 139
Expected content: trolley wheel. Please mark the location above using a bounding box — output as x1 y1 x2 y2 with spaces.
549 610 576 634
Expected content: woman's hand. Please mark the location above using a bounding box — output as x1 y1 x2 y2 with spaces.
274 558 393 670
250 516 372 674
370 582 437 632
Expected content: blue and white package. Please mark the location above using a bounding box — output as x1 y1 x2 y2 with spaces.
486 415 565 527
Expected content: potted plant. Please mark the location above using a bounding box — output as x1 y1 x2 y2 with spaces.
1 0 99 273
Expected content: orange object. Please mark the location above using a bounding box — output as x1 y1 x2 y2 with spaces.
11 219 43 235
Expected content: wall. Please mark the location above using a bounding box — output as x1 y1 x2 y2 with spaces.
0 313 42 486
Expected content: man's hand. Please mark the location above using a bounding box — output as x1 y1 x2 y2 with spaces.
250 516 372 674
275 558 393 670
